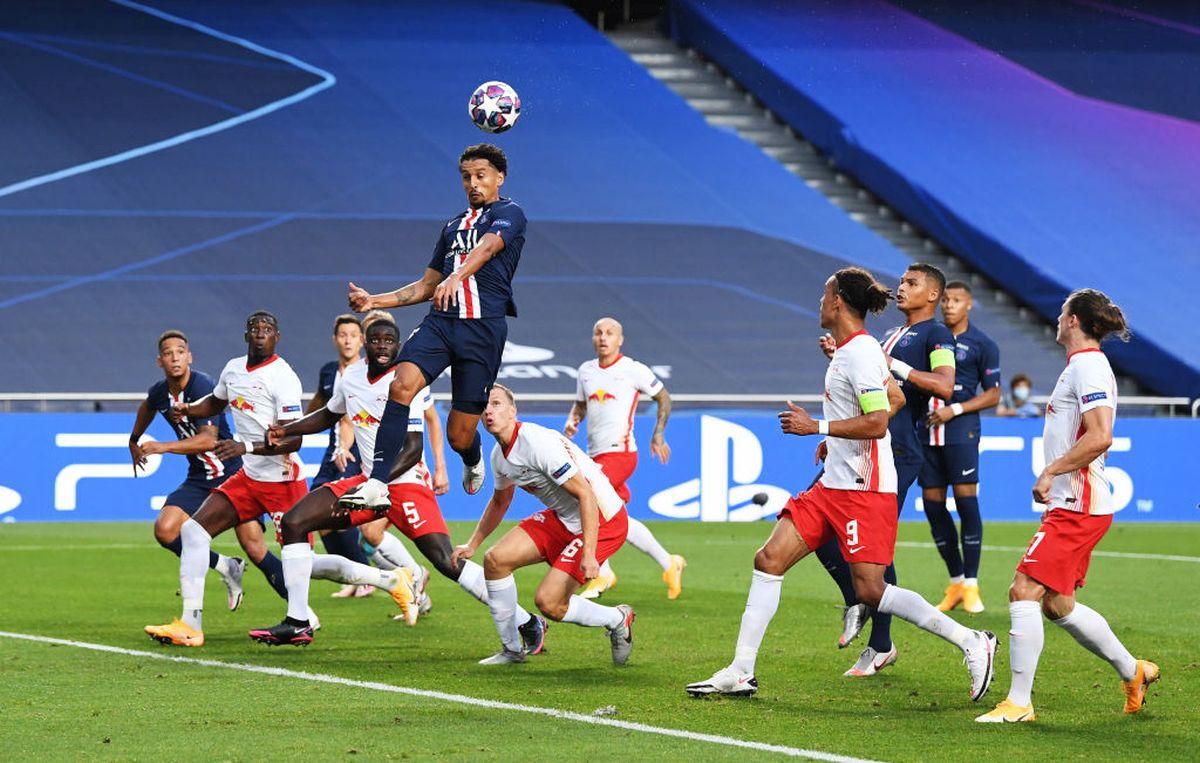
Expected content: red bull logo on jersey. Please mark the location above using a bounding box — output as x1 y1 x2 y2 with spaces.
588 389 617 403
351 409 381 428
230 396 255 412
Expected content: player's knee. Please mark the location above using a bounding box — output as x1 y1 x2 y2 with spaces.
534 590 569 621
482 547 509 578
1008 576 1042 603
153 517 178 546
279 512 307 545
388 375 419 404
1041 595 1073 621
753 546 787 576
447 427 476 453
853 578 885 609
359 522 384 546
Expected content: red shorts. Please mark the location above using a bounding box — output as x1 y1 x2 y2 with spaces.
1016 509 1113 595
593 451 637 504
779 482 898 565
322 474 449 540
518 506 628 584
212 469 308 545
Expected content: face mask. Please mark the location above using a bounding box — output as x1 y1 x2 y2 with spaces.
1013 386 1030 403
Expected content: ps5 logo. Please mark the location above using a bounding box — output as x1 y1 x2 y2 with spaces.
648 415 790 522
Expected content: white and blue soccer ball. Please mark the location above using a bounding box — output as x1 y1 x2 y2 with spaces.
469 81 521 134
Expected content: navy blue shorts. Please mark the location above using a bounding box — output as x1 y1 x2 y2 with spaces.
918 443 980 488
399 313 507 414
164 477 228 516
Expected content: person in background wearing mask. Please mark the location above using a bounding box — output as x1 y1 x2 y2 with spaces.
998 374 1040 418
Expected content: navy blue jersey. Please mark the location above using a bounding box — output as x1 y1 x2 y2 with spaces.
146 370 240 481
923 323 1001 445
427 197 527 319
314 360 362 462
880 319 956 463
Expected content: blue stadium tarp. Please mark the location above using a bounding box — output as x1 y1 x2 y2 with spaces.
667 0 1200 396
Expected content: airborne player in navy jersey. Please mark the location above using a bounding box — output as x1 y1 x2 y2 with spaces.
920 281 1001 614
342 143 527 514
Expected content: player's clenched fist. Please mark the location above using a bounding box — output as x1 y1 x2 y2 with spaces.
347 281 373 313
168 401 189 424
818 333 837 359
265 423 287 447
779 400 819 436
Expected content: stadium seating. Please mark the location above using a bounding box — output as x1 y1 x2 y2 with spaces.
0 0 1065 396
666 0 1200 396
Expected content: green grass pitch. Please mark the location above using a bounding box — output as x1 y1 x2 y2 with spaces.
1 520 1196 760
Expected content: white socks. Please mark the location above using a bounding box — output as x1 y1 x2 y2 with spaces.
950 574 965 585
281 543 313 622
732 570 783 674
457 560 489 603
625 517 673 570
1054 602 1137 681
563 595 623 629
877 584 972 649
485 575 523 653
311 553 394 589
1007 600 1043 706
179 520 210 630
371 532 420 573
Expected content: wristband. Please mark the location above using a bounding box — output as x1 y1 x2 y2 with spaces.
234 433 257 454
818 419 829 436
950 403 965 417
890 359 913 381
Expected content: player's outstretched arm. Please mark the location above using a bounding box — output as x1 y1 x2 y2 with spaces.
1032 406 1114 503
218 417 306 462
891 360 955 400
453 486 515 565
266 407 342 445
563 400 586 437
423 406 449 495
561 473 601 580
142 424 219 457
348 268 443 312
650 387 672 464
173 393 226 422
128 399 156 475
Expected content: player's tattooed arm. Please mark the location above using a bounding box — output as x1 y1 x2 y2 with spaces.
563 400 587 437
347 268 441 312
650 388 672 464
452 485 515 565
128 399 156 475
561 473 601 580
432 233 505 311
141 424 219 457
1033 405 1114 503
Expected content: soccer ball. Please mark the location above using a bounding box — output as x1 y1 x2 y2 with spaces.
469 81 521 134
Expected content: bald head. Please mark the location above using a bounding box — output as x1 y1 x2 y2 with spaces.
592 316 624 362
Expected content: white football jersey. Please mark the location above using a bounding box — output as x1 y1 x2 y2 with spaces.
1041 349 1118 515
819 332 897 494
574 355 663 456
491 421 624 533
326 364 433 486
213 354 304 482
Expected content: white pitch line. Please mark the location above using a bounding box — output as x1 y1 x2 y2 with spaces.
0 0 336 199
894 540 1200 564
0 631 877 763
